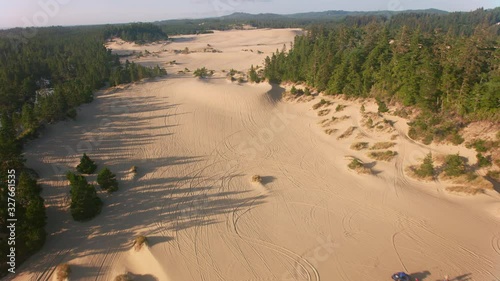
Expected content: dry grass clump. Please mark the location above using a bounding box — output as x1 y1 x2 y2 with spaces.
312 99 332 110
335 104 347 112
317 109 331 117
115 274 133 281
441 173 493 191
350 142 369 151
446 186 485 195
337 126 357 140
391 134 399 140
487 170 500 182
129 166 137 173
134 235 148 251
367 150 398 161
370 142 396 150
324 129 338 135
56 263 71 281
347 158 372 174
252 175 262 183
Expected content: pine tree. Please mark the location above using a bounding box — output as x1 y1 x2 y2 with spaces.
66 172 102 221
97 167 119 192
76 153 97 174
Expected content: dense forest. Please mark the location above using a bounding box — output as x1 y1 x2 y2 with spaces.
0 25 166 276
264 8 500 143
105 22 168 43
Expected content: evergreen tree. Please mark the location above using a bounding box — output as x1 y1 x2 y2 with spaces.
76 153 97 174
66 172 103 221
97 167 119 192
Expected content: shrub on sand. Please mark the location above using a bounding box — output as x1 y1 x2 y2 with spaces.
444 153 466 177
251 175 262 183
134 235 148 251
446 186 485 195
487 170 500 182
350 142 369 151
368 151 398 161
115 274 132 281
76 153 97 174
370 142 396 150
337 126 357 140
56 263 71 281
347 158 372 174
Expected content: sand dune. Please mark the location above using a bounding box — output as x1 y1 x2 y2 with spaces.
13 29 500 281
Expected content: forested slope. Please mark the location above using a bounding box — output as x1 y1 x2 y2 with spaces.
264 8 500 143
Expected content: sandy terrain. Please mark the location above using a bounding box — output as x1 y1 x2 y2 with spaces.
11 29 500 281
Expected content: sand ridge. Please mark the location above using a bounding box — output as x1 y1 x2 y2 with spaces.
13 29 500 281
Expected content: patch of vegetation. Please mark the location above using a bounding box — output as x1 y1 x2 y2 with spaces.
76 153 97 174
446 186 485 195
367 150 398 161
370 142 396 150
134 235 148 251
248 65 261 83
443 153 466 177
97 167 119 192
414 153 435 178
476 153 492 168
304 87 311 96
347 158 372 174
466 139 499 153
335 104 347 112
376 99 389 113
56 263 71 281
324 129 338 135
408 115 465 145
66 172 103 221
350 142 369 151
337 126 357 140
317 109 331 116
312 99 332 110
487 170 500 182
251 175 262 183
194 67 213 78
115 274 132 281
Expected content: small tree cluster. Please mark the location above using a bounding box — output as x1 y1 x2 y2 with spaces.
67 172 103 221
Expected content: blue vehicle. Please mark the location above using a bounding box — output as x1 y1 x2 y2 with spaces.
392 272 411 281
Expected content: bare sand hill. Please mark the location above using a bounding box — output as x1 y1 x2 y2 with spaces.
13 29 500 281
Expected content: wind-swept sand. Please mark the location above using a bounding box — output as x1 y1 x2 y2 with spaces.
13 29 500 281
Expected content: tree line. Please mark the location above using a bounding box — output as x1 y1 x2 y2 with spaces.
0 25 166 276
264 8 499 143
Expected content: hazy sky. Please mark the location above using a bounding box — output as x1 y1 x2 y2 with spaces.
1 0 498 28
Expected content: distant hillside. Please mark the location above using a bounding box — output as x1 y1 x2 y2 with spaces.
221 9 448 20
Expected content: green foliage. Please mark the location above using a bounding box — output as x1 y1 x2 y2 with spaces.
105 22 167 43
248 65 261 83
76 153 97 174
415 153 434 178
290 86 298 95
193 67 211 78
97 167 119 192
348 158 364 169
376 99 389 113
66 172 103 221
444 153 466 177
304 87 311 96
476 153 492 168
